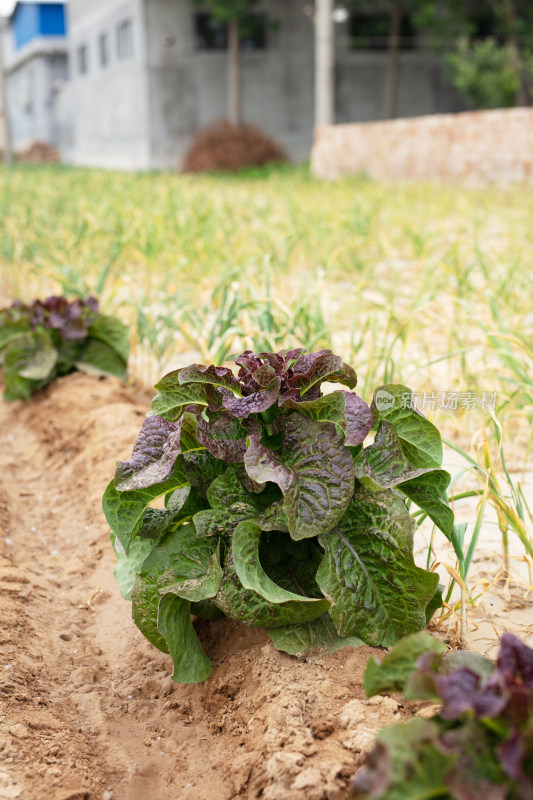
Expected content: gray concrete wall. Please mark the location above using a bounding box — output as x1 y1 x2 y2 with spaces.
145 0 465 168
67 0 152 168
145 0 315 166
5 39 68 150
65 0 468 169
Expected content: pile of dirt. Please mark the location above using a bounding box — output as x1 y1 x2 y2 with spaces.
0 373 423 800
15 142 60 164
182 120 287 174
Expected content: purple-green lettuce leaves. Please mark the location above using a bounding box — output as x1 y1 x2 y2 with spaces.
0 296 129 399
352 632 533 800
104 348 451 683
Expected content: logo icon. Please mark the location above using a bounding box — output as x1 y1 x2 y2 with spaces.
375 390 395 411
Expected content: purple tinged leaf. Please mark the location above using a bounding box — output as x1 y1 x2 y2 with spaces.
279 390 372 446
195 411 248 463
222 377 281 418
436 668 506 720
442 722 510 800
278 388 301 405
244 435 292 492
498 729 533 794
342 391 373 445
245 416 354 540
288 350 343 394
114 415 184 492
235 464 266 494
363 631 446 698
234 351 262 374
253 363 278 387
497 632 533 688
178 363 240 393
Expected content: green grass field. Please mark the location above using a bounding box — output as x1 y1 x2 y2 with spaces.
1 163 531 451
1 161 532 630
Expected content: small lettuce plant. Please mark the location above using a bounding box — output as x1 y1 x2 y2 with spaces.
103 349 454 683
353 631 533 799
0 296 129 400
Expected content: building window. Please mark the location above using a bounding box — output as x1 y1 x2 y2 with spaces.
349 13 416 51
117 19 133 59
99 32 109 67
78 44 88 75
194 12 267 51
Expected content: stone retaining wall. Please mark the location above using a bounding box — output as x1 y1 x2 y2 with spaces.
311 108 533 186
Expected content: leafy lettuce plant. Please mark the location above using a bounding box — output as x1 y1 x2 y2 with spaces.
353 631 533 800
0 296 129 400
103 348 454 683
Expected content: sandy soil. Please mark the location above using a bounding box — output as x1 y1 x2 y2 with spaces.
0 373 531 800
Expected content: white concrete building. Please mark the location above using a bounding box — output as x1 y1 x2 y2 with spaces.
64 0 466 170
3 1 68 151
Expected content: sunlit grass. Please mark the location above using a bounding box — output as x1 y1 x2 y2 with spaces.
1 161 532 633
1 162 531 442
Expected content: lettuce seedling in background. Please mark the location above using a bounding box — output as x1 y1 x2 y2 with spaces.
0 296 129 400
352 631 533 800
103 348 454 683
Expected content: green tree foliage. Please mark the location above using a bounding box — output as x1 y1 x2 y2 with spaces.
187 0 259 23
411 0 533 108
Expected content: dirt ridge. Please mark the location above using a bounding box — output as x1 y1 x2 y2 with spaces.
0 373 414 800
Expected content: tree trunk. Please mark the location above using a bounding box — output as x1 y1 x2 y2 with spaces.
384 0 402 119
228 18 242 126
315 0 334 126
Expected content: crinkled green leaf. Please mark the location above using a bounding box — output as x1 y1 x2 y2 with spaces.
102 459 189 549
165 484 191 510
193 504 257 537
131 523 221 655
352 718 454 800
257 500 289 532
268 614 363 657
354 420 436 489
316 483 439 646
87 313 129 364
425 583 444 623
114 415 185 492
280 390 373 447
169 543 223 603
206 466 259 508
399 470 454 539
214 549 329 628
151 381 213 421
0 320 27 353
441 650 494 681
111 532 155 601
4 330 57 381
371 384 443 468
190 599 224 620
76 338 127 379
131 575 169 654
137 522 219 593
182 449 226 492
364 632 447 698
157 593 212 683
232 521 323 604
136 504 194 542
2 371 34 401
245 415 354 540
